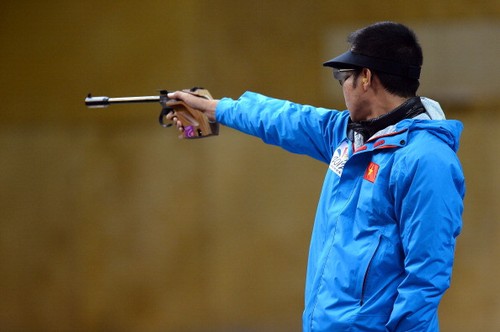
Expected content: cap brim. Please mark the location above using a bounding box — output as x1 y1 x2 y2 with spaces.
323 51 358 69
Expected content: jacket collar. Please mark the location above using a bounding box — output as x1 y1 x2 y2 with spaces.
347 96 425 143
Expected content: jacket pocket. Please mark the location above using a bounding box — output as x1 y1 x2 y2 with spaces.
360 235 382 306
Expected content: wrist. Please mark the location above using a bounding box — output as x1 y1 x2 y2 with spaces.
206 100 219 122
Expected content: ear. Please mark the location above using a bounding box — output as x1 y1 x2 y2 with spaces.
361 68 372 89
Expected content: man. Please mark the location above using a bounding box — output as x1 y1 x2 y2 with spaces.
168 21 465 331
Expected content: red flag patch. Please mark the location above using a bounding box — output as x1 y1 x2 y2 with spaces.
364 162 379 183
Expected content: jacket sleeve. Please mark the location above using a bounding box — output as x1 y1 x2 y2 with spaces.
215 91 347 164
386 137 465 331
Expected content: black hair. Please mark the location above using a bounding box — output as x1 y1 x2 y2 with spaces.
347 22 423 97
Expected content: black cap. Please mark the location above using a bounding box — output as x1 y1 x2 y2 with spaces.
323 50 421 79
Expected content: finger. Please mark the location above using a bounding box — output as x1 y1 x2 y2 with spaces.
165 111 176 121
175 119 183 129
168 91 186 100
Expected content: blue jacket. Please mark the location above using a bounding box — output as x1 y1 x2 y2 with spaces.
216 92 465 332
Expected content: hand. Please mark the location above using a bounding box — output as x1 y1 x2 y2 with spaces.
167 90 219 120
165 90 219 135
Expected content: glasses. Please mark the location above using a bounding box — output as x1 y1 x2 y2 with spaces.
333 68 356 86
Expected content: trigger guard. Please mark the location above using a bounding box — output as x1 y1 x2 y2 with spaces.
159 107 174 128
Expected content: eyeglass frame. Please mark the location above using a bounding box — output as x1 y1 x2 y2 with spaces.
333 68 358 86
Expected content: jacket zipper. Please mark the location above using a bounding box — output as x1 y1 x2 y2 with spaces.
360 236 382 306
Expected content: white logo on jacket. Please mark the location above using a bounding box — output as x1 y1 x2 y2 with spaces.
329 141 350 177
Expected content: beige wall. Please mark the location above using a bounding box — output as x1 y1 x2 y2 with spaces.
1 1 499 331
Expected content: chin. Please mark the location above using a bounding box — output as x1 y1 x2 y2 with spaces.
348 113 362 122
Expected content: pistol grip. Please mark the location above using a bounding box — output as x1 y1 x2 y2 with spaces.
167 103 206 138
161 88 219 139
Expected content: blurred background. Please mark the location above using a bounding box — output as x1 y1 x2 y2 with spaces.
1 0 499 331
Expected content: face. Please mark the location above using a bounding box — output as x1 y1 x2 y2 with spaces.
338 69 370 122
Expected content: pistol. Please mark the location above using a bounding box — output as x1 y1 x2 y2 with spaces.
85 87 219 139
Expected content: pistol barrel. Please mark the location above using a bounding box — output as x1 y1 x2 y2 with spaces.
85 94 161 108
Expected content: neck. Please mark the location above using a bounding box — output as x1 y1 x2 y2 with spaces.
367 93 409 120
